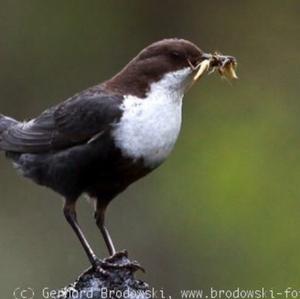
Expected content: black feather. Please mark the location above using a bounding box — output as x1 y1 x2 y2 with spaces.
0 87 123 153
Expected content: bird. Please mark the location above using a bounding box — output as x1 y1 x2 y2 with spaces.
0 38 236 268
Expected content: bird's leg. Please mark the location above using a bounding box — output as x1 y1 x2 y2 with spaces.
63 199 98 267
94 201 116 256
95 200 145 272
94 200 145 272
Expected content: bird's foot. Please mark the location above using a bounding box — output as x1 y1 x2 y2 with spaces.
93 250 145 273
82 258 109 277
108 249 129 260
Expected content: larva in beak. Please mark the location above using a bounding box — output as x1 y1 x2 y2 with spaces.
193 60 211 82
219 62 238 80
190 52 238 84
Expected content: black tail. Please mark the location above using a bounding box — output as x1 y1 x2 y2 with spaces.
0 114 18 150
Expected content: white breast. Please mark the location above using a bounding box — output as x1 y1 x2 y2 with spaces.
113 67 192 168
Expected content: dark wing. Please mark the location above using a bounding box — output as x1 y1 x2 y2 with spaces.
0 87 123 153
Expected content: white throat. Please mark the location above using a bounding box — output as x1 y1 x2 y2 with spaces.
113 67 193 168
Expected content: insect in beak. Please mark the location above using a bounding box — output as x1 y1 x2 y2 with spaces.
189 52 238 83
193 59 211 81
218 56 238 80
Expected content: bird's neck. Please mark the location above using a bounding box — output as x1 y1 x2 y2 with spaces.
103 64 193 99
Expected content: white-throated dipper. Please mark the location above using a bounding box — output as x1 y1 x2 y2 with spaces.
0 39 237 268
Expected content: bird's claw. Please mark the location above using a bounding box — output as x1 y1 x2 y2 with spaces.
107 249 129 261
92 250 145 273
89 259 109 276
101 259 145 273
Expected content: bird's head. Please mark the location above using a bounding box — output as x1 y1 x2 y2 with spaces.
105 38 237 98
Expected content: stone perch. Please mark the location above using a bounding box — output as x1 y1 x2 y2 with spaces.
55 251 150 299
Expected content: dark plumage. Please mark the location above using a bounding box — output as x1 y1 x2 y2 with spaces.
0 38 206 266
2 88 126 198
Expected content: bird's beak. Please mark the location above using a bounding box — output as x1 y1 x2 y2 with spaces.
201 53 213 61
192 52 238 82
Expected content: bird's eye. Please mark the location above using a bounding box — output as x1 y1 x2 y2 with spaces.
170 51 182 59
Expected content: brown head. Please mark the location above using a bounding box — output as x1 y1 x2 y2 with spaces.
104 38 207 98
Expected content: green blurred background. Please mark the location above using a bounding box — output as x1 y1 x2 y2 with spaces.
0 1 299 297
